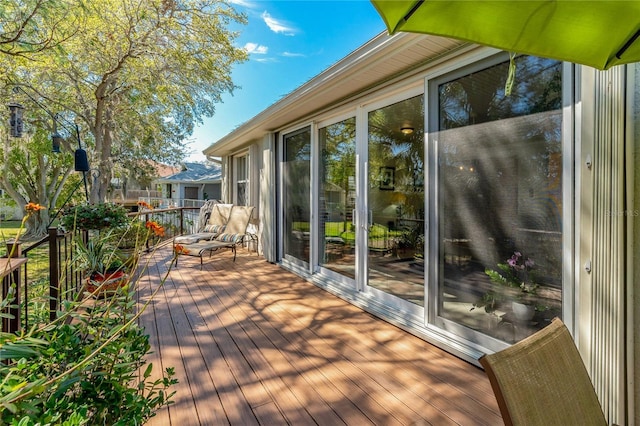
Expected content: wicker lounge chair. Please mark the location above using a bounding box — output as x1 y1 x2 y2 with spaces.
479 318 607 426
174 202 233 244
173 205 254 268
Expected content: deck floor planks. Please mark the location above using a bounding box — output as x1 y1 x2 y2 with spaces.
172 263 290 424
171 265 267 426
137 271 172 426
207 260 423 426
156 261 231 425
226 261 463 425
140 261 201 424
137 248 501 425
233 259 500 425
204 261 379 426
196 273 318 425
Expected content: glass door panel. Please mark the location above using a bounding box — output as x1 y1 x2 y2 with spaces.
319 118 356 278
367 95 425 305
283 127 311 265
432 56 564 343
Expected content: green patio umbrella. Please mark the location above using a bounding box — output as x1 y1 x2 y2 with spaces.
371 0 640 71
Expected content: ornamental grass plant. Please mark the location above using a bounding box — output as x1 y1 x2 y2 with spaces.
0 202 177 424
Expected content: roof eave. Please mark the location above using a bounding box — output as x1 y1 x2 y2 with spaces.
203 31 466 157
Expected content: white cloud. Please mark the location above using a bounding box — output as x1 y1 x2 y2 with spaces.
255 57 278 63
261 11 296 36
244 42 268 54
228 0 256 8
282 51 305 58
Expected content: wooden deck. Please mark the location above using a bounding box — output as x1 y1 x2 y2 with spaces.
137 247 502 425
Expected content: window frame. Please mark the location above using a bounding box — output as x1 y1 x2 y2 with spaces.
424 52 575 352
233 151 249 206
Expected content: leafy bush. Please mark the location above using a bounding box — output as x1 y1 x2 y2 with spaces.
0 203 177 424
0 285 177 424
61 203 129 231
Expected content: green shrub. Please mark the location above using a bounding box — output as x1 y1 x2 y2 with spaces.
0 206 177 424
0 285 177 424
61 203 129 231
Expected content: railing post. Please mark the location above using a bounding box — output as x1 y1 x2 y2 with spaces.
6 240 21 258
0 258 26 334
48 227 59 321
179 207 185 235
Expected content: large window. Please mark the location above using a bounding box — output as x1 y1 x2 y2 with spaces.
431 55 564 343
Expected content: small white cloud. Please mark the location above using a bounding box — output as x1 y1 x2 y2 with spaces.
229 0 256 8
282 51 305 58
255 57 278 63
244 42 268 54
262 11 296 36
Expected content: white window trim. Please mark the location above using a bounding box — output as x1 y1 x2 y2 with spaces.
232 151 249 206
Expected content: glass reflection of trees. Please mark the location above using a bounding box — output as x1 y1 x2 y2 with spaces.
368 96 425 239
283 128 311 262
319 118 356 273
320 118 356 231
437 56 563 341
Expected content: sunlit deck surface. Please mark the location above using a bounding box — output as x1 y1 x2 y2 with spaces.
137 246 501 425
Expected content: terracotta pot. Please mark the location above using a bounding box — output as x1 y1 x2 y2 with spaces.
85 270 129 296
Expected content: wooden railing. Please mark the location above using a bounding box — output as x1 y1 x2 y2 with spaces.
1 206 201 333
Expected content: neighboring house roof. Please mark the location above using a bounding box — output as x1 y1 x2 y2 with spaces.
154 162 222 184
154 162 181 178
203 31 469 157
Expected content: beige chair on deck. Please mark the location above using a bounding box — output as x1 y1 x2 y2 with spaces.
173 205 254 268
174 203 233 244
479 318 607 426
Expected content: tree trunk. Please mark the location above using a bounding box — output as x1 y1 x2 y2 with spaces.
23 210 50 239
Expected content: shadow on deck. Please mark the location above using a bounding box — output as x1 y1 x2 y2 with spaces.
137 247 501 425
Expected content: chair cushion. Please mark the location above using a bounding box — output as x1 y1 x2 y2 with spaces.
174 232 217 244
216 233 243 243
203 224 225 233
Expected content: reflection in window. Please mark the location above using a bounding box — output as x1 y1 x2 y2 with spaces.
435 56 563 342
367 95 425 305
319 118 356 278
282 128 311 264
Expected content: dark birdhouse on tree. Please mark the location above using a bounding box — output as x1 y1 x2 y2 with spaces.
7 102 24 138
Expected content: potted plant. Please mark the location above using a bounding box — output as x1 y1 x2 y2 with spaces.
61 202 129 231
472 251 542 321
394 224 424 259
74 237 129 296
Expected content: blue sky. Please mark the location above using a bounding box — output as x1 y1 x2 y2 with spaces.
186 0 386 161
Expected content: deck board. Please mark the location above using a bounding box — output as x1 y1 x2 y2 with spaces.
138 247 501 425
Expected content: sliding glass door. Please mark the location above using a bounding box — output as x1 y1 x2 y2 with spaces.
318 118 356 279
429 55 567 345
282 127 311 267
277 53 570 352
366 95 425 308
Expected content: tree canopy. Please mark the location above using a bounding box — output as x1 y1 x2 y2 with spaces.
1 0 247 218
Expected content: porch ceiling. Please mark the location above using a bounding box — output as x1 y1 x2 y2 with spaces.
204 32 466 157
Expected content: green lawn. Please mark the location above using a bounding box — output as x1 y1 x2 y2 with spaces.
0 220 51 303
0 220 23 256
